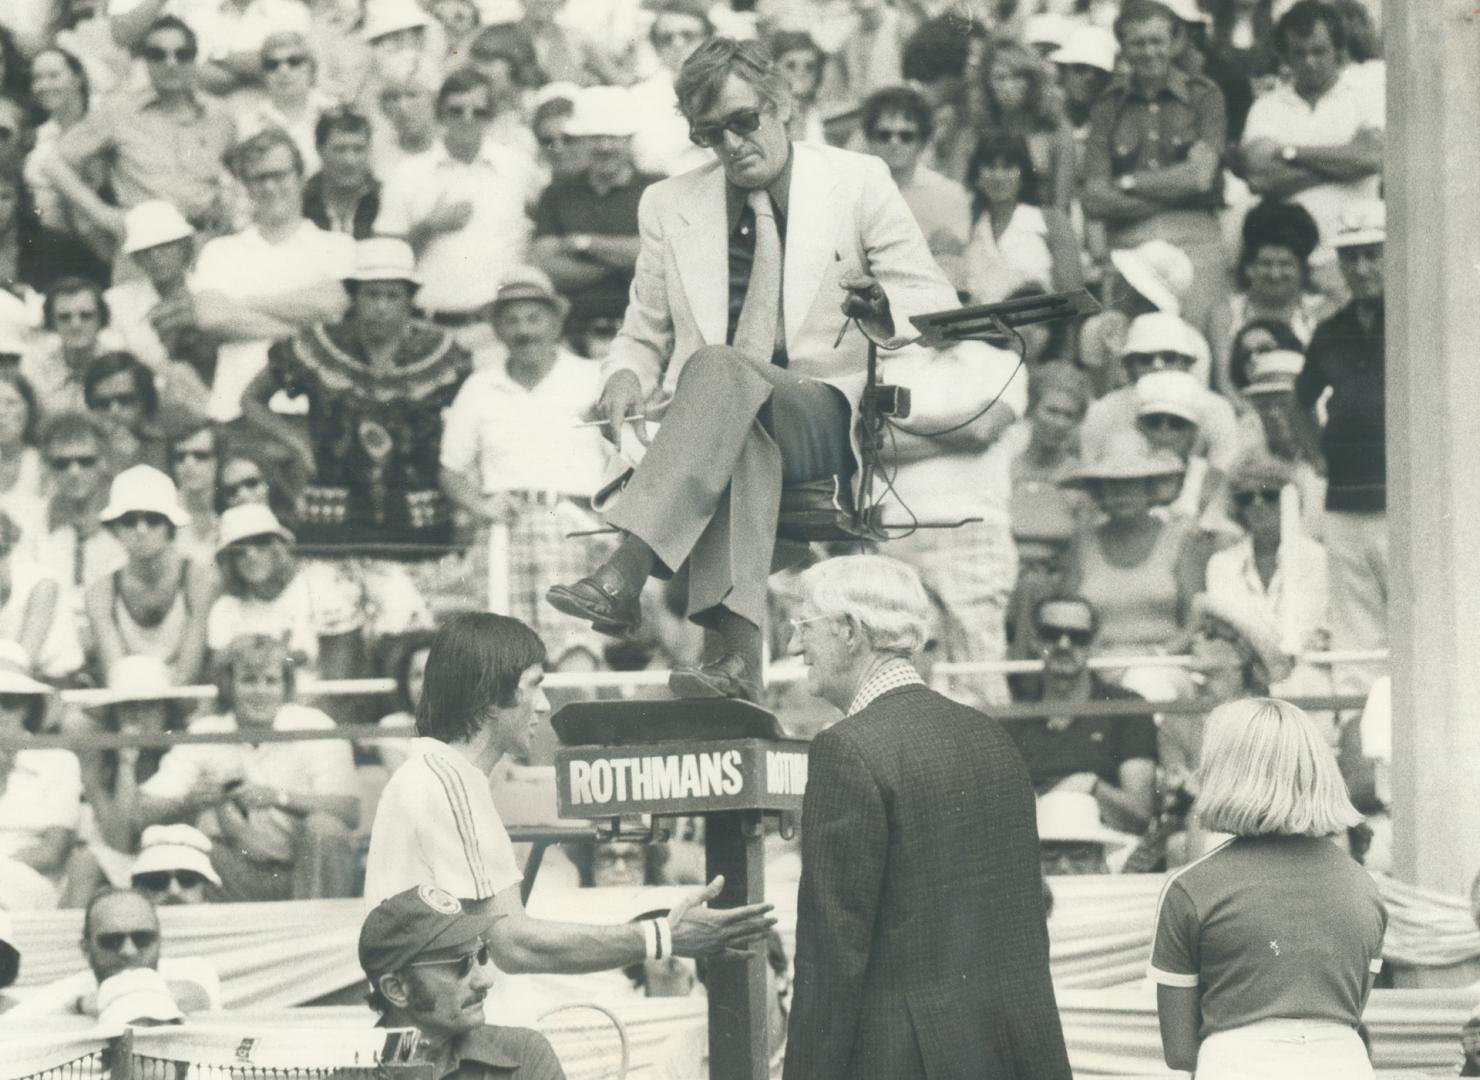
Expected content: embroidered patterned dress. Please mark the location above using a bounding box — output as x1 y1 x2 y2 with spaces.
266 321 471 553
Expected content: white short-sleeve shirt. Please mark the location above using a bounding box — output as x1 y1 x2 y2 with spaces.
1241 67 1384 264
439 349 610 496
363 737 523 905
140 704 357 863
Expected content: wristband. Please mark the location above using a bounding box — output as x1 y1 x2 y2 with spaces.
655 917 673 960
641 918 659 961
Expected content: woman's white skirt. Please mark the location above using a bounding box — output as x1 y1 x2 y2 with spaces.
1196 1019 1373 1080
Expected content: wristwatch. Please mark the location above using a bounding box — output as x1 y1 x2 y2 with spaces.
570 234 592 254
1281 145 1298 163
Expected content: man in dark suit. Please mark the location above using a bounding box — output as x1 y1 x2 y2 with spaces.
783 554 1071 1080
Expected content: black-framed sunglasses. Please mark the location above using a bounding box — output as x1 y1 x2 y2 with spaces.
405 943 492 979
223 475 267 499
134 870 207 892
142 45 196 64
1124 351 1194 370
868 127 919 145
443 104 493 120
114 511 170 530
1232 486 1283 508
263 55 309 72
689 108 763 149
1039 625 1093 648
95 930 160 953
1139 413 1194 433
49 453 100 471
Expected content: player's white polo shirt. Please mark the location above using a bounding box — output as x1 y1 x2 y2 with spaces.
364 737 523 906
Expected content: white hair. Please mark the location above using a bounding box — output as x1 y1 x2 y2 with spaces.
798 555 931 657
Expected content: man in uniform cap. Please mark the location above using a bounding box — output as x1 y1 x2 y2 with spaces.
360 884 566 1080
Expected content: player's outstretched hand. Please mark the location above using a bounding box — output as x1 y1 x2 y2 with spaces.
669 875 777 957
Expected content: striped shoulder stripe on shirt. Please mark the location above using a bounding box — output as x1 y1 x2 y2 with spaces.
1146 836 1237 989
422 753 494 897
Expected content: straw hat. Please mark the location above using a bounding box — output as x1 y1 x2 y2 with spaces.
121 201 195 256
1110 240 1194 316
131 824 222 887
344 237 419 286
1050 26 1118 73
93 655 201 707
1062 429 1185 487
1330 199 1386 249
0 641 52 696
215 503 294 555
564 86 640 138
99 466 191 528
1036 792 1138 849
1135 369 1206 425
97 968 184 1029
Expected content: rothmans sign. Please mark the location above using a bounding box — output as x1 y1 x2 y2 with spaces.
555 738 810 817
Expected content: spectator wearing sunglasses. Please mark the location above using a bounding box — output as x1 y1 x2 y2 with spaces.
50 17 237 239
207 504 320 671
4 886 220 1017
860 85 971 293
21 277 121 419
360 885 566 1080
62 656 198 901
83 351 171 473
130 824 220 905
1008 595 1159 836
165 421 220 565
628 2 714 177
236 33 335 176
85 465 214 687
38 412 126 602
1204 448 1331 701
378 67 539 354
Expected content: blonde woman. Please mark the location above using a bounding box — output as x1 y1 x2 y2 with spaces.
1150 697 1384 1079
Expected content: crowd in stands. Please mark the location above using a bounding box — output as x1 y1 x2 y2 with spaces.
0 0 1396 1045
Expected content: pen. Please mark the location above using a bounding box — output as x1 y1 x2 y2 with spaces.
573 416 645 428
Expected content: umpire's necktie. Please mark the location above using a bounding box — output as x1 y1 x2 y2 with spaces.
732 189 784 364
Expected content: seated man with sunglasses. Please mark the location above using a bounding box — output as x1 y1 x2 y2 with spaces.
1005 595 1159 837
547 37 959 702
4 887 219 1018
360 885 566 1080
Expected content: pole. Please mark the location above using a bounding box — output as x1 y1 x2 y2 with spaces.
704 811 770 1080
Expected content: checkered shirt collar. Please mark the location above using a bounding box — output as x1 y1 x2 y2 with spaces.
846 658 925 717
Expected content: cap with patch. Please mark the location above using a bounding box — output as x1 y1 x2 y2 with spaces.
359 885 497 981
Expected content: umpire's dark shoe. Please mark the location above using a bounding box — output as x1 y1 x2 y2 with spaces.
546 571 642 637
668 652 762 704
